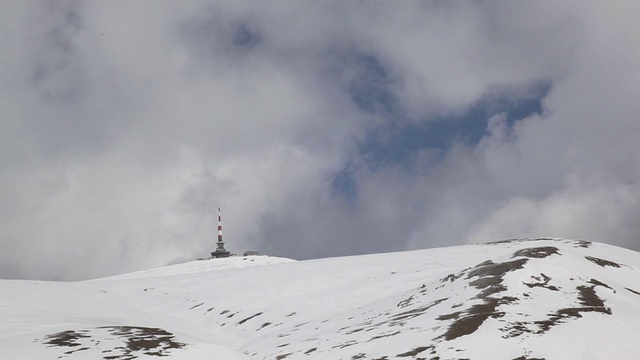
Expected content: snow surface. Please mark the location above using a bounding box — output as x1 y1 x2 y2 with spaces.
2 238 640 359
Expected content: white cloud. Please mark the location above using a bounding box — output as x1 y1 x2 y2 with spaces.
405 1 640 252
467 178 640 249
2 1 640 279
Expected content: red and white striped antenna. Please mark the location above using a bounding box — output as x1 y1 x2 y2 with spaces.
211 206 230 258
217 207 223 243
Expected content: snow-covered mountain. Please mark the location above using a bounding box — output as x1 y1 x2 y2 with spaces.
2 238 640 359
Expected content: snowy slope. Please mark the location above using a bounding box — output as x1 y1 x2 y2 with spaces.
2 238 640 359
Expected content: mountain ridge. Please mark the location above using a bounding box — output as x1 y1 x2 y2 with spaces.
2 238 639 359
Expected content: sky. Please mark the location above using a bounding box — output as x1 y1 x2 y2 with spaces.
2 1 640 280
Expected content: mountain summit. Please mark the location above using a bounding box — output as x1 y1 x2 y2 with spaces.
2 238 639 359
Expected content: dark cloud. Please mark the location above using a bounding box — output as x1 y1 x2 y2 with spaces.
2 1 640 280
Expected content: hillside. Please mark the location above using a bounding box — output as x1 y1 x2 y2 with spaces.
2 238 640 359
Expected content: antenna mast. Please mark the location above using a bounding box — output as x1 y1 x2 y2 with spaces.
211 207 230 258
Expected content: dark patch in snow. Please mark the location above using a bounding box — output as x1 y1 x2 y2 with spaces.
369 331 401 341
467 259 528 280
397 345 433 357
390 298 449 324
512 247 559 259
523 274 559 291
437 312 462 321
333 340 358 349
469 275 506 298
439 258 527 340
238 312 263 325
505 279 612 337
589 279 614 292
585 256 621 268
440 273 464 283
352 353 367 359
188 302 204 310
258 322 272 330
512 356 546 360
625 287 640 296
275 353 292 359
538 287 612 330
576 282 611 309
99 326 186 359
467 259 528 298
441 298 506 340
43 330 90 348
304 347 317 354
398 295 415 308
63 347 89 355
43 326 185 359
572 240 592 248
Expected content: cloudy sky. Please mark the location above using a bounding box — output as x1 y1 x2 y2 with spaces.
2 1 640 280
